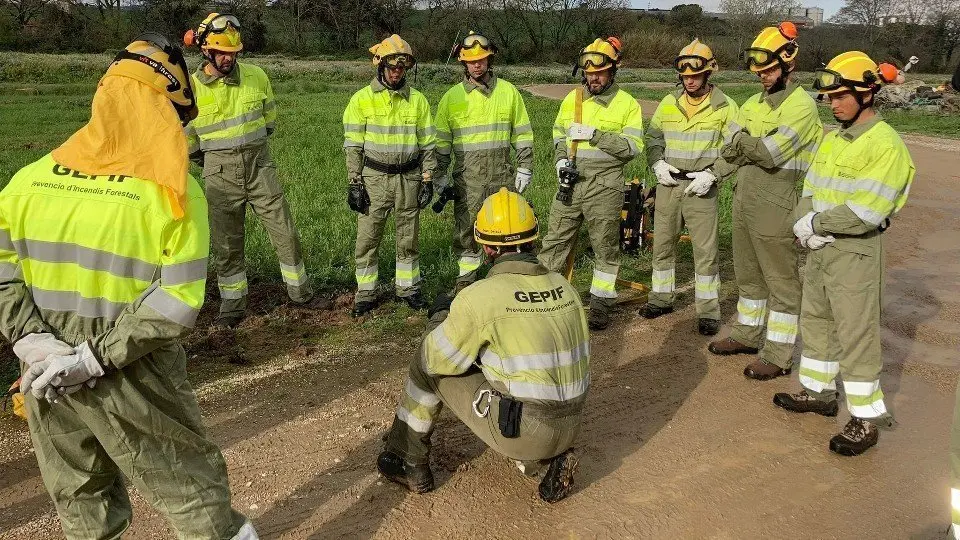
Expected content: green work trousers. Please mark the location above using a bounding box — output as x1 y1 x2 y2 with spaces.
354 169 422 304
796 234 893 427
452 173 513 287
385 355 582 466
648 180 721 320
24 344 247 540
538 179 622 316
203 142 312 317
729 181 801 369
950 373 960 535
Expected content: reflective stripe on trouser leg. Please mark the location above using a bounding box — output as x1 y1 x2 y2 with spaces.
396 259 421 289
694 273 720 301
651 268 675 294
799 355 840 395
843 380 888 420
354 175 392 303
685 184 720 319
385 353 445 464
218 272 248 300
650 183 682 309
395 378 441 434
736 297 767 326
766 310 799 345
590 269 618 299
457 254 483 279
280 261 312 302
355 265 378 291
730 197 766 347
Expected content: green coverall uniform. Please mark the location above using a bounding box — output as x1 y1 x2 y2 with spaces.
539 83 645 318
434 75 534 287
342 79 438 304
951 375 960 538
795 115 914 427
721 81 823 369
646 87 740 320
385 252 589 466
0 155 248 539
186 62 313 320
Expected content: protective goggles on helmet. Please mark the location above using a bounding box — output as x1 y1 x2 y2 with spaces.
207 14 241 33
382 53 415 69
114 31 196 124
812 65 895 93
675 55 710 73
577 52 615 71
743 48 777 68
462 33 492 51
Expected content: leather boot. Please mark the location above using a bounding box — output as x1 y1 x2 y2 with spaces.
697 318 720 336
773 390 839 417
539 448 579 503
377 450 435 493
588 308 610 331
403 292 429 310
707 337 758 355
743 359 791 381
639 303 673 319
212 313 243 330
829 418 879 456
351 300 376 318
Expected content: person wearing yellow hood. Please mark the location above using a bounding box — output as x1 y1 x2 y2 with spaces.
184 13 315 329
3 34 257 539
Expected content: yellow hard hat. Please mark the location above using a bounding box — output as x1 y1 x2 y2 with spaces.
105 33 197 124
458 31 496 62
675 39 718 75
370 34 416 68
814 51 899 95
744 22 798 72
474 188 539 247
576 37 622 73
184 13 243 52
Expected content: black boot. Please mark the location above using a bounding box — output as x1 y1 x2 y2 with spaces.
829 418 879 456
377 450 435 493
588 309 610 331
539 448 579 503
773 390 839 417
639 303 673 319
351 300 376 318
697 318 720 336
211 313 243 330
403 292 429 311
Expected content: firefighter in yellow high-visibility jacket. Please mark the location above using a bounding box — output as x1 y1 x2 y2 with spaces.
709 23 823 381
184 13 315 329
4 35 256 539
538 37 644 331
774 52 913 457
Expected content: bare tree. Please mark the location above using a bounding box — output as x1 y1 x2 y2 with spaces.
834 0 892 26
3 0 51 27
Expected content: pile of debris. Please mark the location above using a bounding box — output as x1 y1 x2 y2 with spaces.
875 79 960 113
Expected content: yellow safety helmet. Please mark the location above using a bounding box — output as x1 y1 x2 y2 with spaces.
814 51 899 96
474 188 539 247
575 37 622 75
744 22 799 72
105 33 197 124
675 39 718 76
458 31 496 62
184 13 243 53
370 34 416 68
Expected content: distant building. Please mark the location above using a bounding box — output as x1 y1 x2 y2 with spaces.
787 7 824 27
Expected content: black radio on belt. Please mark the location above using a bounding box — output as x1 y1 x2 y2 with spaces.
498 395 523 438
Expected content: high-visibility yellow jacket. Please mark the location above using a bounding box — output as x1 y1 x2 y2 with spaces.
553 83 644 191
342 79 438 181
186 62 276 155
419 253 590 406
435 75 534 183
646 87 741 178
0 155 209 369
798 115 914 239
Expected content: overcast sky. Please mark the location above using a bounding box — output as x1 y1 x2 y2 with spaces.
634 1 844 19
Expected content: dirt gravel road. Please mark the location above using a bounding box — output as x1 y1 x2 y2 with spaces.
1 85 958 539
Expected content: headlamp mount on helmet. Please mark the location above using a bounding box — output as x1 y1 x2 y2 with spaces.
114 32 196 125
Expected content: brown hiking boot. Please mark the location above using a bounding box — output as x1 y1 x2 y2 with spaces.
539 449 579 503
829 418 879 456
377 450 435 493
743 359 791 381
773 390 839 417
707 337 758 356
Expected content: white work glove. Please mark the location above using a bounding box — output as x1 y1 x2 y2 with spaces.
515 168 532 194
652 160 680 187
13 332 74 366
433 175 449 192
793 211 818 246
805 234 836 250
555 158 573 179
22 342 104 402
567 123 596 142
683 170 717 197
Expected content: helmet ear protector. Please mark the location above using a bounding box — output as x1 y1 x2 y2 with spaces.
183 14 241 49
115 31 197 124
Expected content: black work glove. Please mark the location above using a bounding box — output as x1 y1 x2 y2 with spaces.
348 182 370 215
428 293 453 318
417 180 433 210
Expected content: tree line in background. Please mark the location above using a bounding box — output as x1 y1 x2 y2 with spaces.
1 0 959 73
